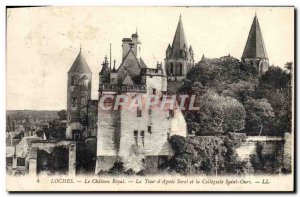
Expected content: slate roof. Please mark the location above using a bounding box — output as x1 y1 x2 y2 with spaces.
170 15 190 59
68 50 92 74
242 15 268 59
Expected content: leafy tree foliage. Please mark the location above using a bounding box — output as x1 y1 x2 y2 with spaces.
244 98 275 136
57 110 67 121
186 90 246 135
182 56 292 136
165 134 252 175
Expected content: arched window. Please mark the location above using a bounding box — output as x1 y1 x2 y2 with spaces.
170 63 174 76
179 63 183 76
72 98 77 107
249 60 253 66
81 75 89 89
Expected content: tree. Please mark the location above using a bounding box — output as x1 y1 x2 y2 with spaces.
165 133 248 175
188 90 246 135
57 110 67 121
255 64 292 135
244 98 275 135
222 81 255 103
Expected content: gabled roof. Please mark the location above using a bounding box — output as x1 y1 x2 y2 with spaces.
242 15 268 59
122 74 134 85
118 49 146 71
68 49 92 74
170 15 189 59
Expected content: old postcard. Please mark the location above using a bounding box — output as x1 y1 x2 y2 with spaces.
6 6 294 192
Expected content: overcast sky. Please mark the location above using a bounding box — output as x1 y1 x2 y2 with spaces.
6 7 294 110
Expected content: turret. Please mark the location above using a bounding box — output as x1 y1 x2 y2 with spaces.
66 48 92 140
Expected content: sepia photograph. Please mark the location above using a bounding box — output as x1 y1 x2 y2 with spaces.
5 6 294 192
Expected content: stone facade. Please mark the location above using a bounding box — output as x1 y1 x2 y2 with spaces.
66 49 92 140
95 32 187 174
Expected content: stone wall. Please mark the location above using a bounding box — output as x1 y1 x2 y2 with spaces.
236 136 284 161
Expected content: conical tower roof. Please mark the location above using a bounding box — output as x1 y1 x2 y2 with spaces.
170 15 189 59
242 14 268 59
68 49 92 74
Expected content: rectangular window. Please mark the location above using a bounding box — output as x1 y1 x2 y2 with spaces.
141 130 145 147
134 130 138 146
152 88 156 95
148 126 152 133
137 107 142 117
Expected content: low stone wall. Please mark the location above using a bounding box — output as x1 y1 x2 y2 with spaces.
236 136 284 161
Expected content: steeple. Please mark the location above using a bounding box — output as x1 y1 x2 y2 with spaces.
200 54 206 62
170 15 189 59
68 49 92 74
242 14 268 60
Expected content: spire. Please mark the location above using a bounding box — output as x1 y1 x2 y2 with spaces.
170 14 189 59
242 14 268 59
201 54 205 61
100 55 110 74
68 48 92 74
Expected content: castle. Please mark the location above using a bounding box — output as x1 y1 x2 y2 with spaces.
63 14 269 174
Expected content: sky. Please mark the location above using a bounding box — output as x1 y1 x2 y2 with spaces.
6 7 294 110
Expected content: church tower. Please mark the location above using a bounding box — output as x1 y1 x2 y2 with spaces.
165 15 194 94
241 14 269 74
66 48 92 140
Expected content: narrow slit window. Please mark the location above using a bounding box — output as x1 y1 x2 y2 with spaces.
134 130 138 146
141 130 145 147
152 88 156 95
148 126 152 133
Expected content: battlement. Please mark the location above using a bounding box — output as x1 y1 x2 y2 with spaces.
100 83 147 93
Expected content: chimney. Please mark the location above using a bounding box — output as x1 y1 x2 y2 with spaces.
131 32 141 59
122 38 132 60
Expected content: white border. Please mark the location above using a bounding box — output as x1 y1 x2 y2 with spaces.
0 0 298 196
